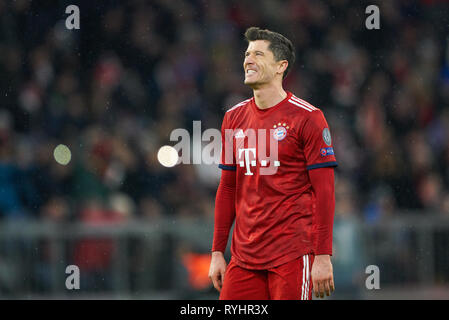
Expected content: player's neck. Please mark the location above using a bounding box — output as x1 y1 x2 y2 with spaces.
252 85 287 110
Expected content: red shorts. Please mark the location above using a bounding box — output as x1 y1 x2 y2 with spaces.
220 254 314 300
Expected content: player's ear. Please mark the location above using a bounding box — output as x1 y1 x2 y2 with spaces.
277 60 288 76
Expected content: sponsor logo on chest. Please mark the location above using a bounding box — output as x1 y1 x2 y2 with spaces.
231 122 290 176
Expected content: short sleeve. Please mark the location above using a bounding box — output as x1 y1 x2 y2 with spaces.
302 110 338 170
219 113 236 171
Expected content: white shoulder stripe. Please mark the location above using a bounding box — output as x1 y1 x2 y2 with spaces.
226 98 252 113
291 95 317 109
291 95 317 110
288 99 313 112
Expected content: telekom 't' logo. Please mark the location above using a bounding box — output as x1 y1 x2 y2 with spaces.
239 148 256 175
238 147 280 176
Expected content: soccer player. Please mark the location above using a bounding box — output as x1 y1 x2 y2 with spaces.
208 27 338 300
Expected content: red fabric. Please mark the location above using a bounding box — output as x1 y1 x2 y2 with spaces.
211 169 236 252
308 167 335 255
220 254 315 300
217 91 337 269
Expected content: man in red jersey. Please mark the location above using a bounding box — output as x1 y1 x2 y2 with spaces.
208 27 337 300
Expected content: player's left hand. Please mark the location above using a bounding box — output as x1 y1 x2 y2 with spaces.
311 254 335 299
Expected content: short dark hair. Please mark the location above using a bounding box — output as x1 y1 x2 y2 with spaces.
244 27 295 79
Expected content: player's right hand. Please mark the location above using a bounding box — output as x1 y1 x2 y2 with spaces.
208 251 227 292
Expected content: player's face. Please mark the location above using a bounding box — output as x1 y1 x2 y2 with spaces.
243 40 281 88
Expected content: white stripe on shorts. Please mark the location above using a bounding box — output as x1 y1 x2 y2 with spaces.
301 255 306 300
305 255 310 300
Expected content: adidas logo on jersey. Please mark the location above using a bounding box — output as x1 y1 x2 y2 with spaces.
234 129 246 139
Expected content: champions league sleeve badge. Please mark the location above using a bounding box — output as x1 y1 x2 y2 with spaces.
322 128 332 146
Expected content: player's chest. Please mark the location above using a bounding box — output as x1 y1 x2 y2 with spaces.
233 115 299 147
232 117 301 175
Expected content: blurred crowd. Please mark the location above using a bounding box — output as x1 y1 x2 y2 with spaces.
0 0 449 295
1 0 449 224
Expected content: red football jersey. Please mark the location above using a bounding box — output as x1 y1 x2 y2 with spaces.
219 91 337 269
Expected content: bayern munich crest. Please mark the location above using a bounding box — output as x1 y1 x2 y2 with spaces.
272 123 289 141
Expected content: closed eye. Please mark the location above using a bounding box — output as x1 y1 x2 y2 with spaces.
245 51 265 57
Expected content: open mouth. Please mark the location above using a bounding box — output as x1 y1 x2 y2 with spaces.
246 69 257 76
